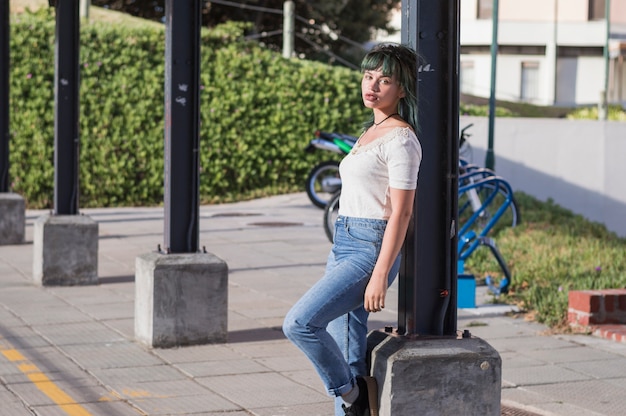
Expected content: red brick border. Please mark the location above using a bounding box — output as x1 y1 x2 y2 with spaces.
568 289 626 326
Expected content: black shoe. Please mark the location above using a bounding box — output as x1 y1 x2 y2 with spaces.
342 376 378 416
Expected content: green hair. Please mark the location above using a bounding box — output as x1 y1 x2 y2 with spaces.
360 43 419 133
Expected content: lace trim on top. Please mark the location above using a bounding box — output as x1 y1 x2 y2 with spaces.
350 127 412 155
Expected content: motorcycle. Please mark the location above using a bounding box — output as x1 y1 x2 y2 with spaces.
304 130 357 208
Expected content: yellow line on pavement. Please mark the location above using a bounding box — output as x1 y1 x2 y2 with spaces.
0 340 93 416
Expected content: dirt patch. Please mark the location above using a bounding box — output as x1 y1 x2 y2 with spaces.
9 0 161 28
10 0 47 14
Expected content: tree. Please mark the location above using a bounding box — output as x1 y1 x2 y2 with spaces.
91 0 401 68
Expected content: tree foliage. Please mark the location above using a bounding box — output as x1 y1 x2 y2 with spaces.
91 0 401 68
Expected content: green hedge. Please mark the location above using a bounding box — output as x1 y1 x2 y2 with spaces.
8 10 368 208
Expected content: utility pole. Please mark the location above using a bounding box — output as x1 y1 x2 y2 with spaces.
600 0 611 120
80 0 90 19
282 1 294 59
485 0 499 171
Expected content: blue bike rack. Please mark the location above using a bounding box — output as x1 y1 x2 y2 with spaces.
456 175 514 306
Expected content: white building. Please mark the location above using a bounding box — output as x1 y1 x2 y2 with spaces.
379 0 626 107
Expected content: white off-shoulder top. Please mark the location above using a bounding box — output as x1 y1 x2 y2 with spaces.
338 127 422 220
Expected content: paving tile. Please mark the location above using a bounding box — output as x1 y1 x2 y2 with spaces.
31 400 143 416
8 378 117 406
459 316 548 339
487 334 574 353
1 326 52 349
227 325 286 344
46 285 122 305
92 365 188 386
503 364 593 386
563 358 626 379
60 342 163 369
131 394 240 415
255 352 316 373
227 339 297 359
0 389 32 416
521 345 620 364
111 379 210 400
176 357 270 378
281 369 328 396
153 344 243 364
32 321 126 346
531 402 606 416
0 346 91 379
251 402 334 416
555 334 626 358
196 372 327 409
74 301 134 321
101 318 135 339
500 388 554 406
498 351 544 369
524 380 626 416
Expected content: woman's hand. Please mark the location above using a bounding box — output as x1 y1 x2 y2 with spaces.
364 272 388 312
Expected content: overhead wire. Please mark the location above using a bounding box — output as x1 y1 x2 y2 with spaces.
206 0 368 66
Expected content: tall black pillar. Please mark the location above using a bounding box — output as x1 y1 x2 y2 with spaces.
0 0 9 192
398 0 460 336
163 0 201 254
53 0 81 215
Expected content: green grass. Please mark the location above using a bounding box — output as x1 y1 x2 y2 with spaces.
464 192 626 330
566 105 626 121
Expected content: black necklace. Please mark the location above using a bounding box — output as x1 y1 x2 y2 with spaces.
373 112 399 127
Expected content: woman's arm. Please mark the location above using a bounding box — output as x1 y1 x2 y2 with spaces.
364 187 415 313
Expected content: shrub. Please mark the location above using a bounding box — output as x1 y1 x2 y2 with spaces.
8 9 368 208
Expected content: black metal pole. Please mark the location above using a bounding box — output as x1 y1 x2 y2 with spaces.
53 0 80 215
0 0 9 192
163 0 201 254
398 0 460 336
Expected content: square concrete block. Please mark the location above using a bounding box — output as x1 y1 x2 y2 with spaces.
33 214 99 286
368 331 501 416
135 251 228 348
0 193 25 245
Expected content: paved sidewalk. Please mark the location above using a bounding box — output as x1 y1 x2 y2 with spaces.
0 193 625 416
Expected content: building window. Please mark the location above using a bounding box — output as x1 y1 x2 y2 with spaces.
520 62 540 102
589 0 606 20
477 0 492 19
460 61 475 95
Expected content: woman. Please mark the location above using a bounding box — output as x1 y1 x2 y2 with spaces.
283 43 422 416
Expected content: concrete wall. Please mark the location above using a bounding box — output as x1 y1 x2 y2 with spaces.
459 116 626 238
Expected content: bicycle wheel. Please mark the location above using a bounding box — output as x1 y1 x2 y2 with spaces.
305 161 341 209
458 181 520 237
323 191 341 243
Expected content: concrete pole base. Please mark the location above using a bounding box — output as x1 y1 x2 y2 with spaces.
33 214 99 286
368 330 501 416
0 193 25 245
135 251 228 348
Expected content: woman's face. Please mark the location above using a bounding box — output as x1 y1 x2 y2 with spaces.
361 68 405 111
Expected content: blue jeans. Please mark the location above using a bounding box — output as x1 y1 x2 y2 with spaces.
283 216 401 405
